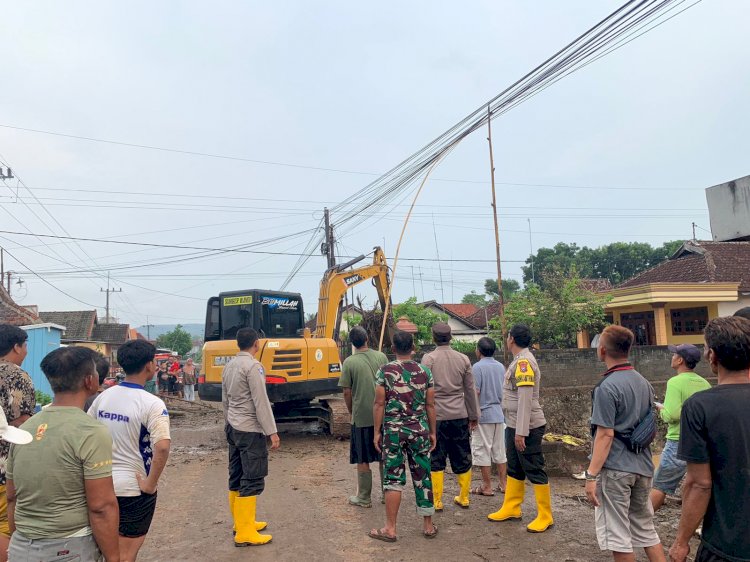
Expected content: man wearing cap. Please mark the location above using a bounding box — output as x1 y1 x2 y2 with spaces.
649 343 710 512
7 346 119 561
0 325 35 561
422 322 480 511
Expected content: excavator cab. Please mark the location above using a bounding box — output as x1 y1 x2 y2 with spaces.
204 290 305 342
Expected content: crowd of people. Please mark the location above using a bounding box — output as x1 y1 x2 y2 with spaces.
223 313 749 562
0 327 171 562
152 358 197 401
0 303 748 561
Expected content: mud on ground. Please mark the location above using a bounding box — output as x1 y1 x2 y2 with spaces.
140 406 693 562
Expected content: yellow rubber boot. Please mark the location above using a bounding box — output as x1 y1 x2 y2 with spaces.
229 491 238 534
526 483 554 533
431 471 444 512
453 471 471 508
230 491 266 532
488 476 525 522
234 496 272 546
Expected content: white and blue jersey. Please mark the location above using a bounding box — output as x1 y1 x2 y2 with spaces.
88 381 171 497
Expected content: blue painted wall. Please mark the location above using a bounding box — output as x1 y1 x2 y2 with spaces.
21 325 62 397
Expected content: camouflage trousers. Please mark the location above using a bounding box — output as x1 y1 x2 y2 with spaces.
382 427 434 516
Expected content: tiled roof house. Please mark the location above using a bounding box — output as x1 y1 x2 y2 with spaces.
601 240 750 346
0 286 40 326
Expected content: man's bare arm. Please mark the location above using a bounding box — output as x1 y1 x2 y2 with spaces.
671 463 711 558
137 439 171 494
85 476 120 562
343 388 353 415
426 388 437 452
6 479 16 534
373 386 385 452
584 427 614 508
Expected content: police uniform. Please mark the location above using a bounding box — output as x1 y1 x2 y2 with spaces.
503 348 547 484
488 347 554 533
222 351 276 546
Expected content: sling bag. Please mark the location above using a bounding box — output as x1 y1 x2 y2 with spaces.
590 364 657 455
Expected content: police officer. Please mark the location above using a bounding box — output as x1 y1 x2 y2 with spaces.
487 323 553 533
223 328 280 547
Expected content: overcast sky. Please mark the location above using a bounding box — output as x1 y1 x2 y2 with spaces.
1 0 748 329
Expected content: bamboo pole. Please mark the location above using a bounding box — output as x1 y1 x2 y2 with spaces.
377 149 454 351
487 105 508 362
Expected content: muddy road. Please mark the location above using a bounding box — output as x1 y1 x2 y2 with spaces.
140 406 693 562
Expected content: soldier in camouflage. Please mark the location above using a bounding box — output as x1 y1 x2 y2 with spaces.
369 331 438 542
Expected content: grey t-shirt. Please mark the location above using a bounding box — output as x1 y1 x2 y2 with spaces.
591 368 654 477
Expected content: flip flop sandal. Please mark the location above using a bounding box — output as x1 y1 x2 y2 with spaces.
368 529 397 543
423 524 438 539
470 486 495 497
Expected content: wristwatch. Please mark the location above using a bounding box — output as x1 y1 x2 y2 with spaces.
584 470 599 481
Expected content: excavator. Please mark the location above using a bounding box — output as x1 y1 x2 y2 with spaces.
198 247 391 434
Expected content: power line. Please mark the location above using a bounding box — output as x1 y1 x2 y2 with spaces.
0 228 531 266
0 247 101 308
0 182 709 199
0 194 707 213
279 0 706 285
0 124 705 192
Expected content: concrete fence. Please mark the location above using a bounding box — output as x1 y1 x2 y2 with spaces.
412 344 715 442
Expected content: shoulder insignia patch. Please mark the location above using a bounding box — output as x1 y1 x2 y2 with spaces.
35 423 48 441
514 359 535 387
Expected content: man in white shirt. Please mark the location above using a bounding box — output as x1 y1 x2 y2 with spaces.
89 339 171 562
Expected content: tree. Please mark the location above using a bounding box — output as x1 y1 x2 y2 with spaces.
156 325 193 356
484 279 521 302
461 279 520 307
521 240 685 287
494 271 611 349
392 297 448 345
461 291 487 307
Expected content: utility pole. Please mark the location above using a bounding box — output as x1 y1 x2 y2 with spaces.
487 105 508 361
100 272 122 323
432 213 445 304
410 265 417 298
5 271 11 297
0 248 4 288
692 222 697 241
418 266 425 302
145 316 155 340
322 208 336 269
528 218 535 284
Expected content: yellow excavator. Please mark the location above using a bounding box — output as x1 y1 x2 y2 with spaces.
198 247 391 432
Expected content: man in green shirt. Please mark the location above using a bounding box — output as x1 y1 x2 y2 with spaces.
7 346 120 562
650 343 710 512
339 326 388 508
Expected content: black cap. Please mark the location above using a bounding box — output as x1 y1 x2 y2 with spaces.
667 344 702 365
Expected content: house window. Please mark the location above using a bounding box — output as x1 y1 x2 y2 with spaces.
671 307 709 335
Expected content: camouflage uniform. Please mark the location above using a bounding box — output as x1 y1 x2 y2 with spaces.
376 360 435 516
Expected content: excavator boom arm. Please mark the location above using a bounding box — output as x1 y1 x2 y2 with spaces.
314 247 390 339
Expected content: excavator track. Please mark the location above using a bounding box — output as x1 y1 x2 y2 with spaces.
321 396 351 439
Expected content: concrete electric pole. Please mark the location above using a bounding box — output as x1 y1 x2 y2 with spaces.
100 272 122 323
